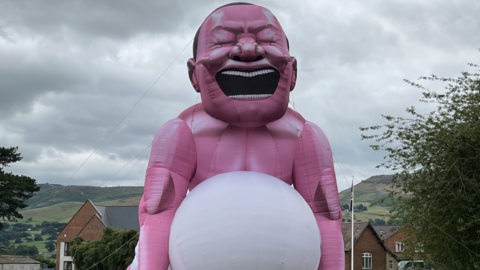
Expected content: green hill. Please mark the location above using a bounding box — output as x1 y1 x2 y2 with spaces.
338 175 394 223
25 184 144 210
19 175 395 226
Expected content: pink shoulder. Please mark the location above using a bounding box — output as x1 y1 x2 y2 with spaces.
177 103 203 121
266 108 306 138
177 103 228 134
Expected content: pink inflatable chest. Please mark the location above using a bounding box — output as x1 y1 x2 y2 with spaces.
180 105 304 189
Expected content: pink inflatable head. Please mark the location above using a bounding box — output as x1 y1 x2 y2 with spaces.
188 3 297 127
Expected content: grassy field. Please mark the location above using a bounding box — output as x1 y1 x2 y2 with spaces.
18 197 138 224
19 202 86 223
25 185 144 210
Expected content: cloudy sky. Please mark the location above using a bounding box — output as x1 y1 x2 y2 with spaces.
1 0 479 192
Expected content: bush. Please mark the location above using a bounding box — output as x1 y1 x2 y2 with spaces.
0 223 10 230
45 241 56 252
0 235 10 246
41 221 51 228
41 227 56 235
15 244 38 256
32 255 56 268
14 238 23 243
34 234 43 241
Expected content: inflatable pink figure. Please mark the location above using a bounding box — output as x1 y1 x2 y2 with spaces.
133 3 344 270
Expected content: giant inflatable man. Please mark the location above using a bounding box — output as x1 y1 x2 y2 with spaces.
133 3 344 270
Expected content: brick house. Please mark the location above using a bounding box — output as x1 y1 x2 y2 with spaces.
373 225 421 261
56 200 139 270
342 222 398 270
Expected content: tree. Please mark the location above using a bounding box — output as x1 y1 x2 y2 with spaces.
32 255 56 268
41 226 56 235
34 234 43 241
45 240 56 252
15 244 38 256
71 228 138 270
0 147 40 230
361 63 480 269
0 235 10 246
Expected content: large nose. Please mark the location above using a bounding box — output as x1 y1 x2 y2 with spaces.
229 33 265 62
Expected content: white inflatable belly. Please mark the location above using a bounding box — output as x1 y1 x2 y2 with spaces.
169 171 321 270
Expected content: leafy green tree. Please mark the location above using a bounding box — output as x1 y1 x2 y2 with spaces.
71 227 138 270
45 240 56 252
0 235 10 246
374 218 386 225
361 63 480 269
32 255 56 268
3 244 16 255
41 226 56 235
1 222 10 230
0 244 7 254
34 234 43 241
15 244 38 256
41 221 51 228
0 147 40 230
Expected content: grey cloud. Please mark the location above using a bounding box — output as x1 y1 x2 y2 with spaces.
1 0 479 188
0 0 188 41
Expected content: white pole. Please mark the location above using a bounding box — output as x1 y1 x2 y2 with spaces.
351 177 354 270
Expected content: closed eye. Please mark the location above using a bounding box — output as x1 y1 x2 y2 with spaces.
215 41 236 46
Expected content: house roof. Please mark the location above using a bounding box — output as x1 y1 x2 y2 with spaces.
342 222 398 260
372 225 401 240
341 222 370 251
0 256 40 264
58 200 140 240
95 205 140 231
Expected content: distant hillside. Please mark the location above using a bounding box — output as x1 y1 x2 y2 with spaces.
19 174 396 225
338 175 393 205
338 175 394 222
25 184 143 210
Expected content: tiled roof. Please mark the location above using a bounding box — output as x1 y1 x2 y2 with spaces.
0 256 40 264
95 205 140 231
341 222 369 251
372 225 401 240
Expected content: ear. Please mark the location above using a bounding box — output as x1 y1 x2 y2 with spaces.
187 58 200 93
290 57 297 92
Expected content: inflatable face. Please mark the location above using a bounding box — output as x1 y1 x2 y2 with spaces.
188 4 297 127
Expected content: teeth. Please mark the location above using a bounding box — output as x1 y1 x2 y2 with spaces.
221 69 275 77
228 94 272 99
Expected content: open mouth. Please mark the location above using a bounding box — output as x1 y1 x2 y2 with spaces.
215 68 280 99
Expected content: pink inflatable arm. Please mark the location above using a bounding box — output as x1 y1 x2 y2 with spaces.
137 118 196 270
293 122 344 270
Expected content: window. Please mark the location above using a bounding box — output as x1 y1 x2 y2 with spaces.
389 260 393 270
415 244 424 252
64 242 71 256
64 261 73 270
362 252 372 269
395 242 404 252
